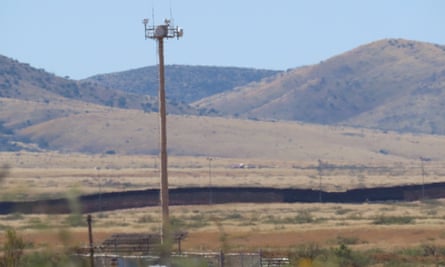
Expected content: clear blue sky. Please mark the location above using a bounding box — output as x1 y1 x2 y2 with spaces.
1 0 444 79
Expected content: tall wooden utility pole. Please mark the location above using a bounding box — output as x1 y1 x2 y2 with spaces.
143 18 183 244
157 36 169 242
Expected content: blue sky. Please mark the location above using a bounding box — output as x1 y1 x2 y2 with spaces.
1 0 444 79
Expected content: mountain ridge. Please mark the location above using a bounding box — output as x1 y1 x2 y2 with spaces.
83 65 281 103
194 39 445 134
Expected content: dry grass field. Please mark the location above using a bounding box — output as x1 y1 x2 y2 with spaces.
1 151 445 263
1 151 445 201
2 201 445 254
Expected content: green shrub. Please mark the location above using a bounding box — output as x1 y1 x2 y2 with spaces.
333 244 371 267
225 212 243 220
334 208 353 215
383 260 417 267
21 251 87 267
373 215 414 225
187 214 210 229
137 214 156 223
263 210 325 225
293 210 315 224
288 243 324 263
336 235 362 245
26 217 50 230
170 216 187 229
65 214 86 227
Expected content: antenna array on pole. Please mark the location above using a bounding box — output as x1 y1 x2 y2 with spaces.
143 18 183 40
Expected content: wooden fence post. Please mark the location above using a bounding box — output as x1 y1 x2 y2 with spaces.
219 250 225 267
259 249 263 267
87 214 95 267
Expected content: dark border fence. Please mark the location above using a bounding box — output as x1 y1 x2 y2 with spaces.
2 182 445 214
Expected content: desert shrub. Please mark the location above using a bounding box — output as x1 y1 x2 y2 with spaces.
334 208 353 215
423 209 437 216
345 212 363 220
65 214 86 227
1 229 26 267
401 244 445 258
373 215 414 225
336 235 362 245
263 215 280 224
398 246 424 257
186 214 210 228
421 244 439 256
294 210 315 224
100 220 129 227
332 244 371 267
137 214 156 223
26 217 49 230
263 210 325 225
21 251 87 267
225 212 243 220
383 260 417 267
385 245 445 266
288 243 324 265
170 216 187 229
167 214 211 229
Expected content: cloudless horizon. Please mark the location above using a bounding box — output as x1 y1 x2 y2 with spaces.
1 0 444 79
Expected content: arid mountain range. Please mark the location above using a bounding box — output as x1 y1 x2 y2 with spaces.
1 38 445 159
195 39 445 135
84 65 280 103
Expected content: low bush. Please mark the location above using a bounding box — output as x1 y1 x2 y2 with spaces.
336 235 362 245
288 243 324 263
332 243 371 267
373 215 415 225
137 214 156 223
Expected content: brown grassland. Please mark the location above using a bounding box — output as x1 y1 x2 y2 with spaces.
1 151 445 263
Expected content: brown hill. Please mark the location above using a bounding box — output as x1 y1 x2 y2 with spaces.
193 39 445 134
2 96 444 162
0 55 202 115
0 55 148 109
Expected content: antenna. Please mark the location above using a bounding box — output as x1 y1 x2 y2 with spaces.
152 5 155 25
169 0 174 26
